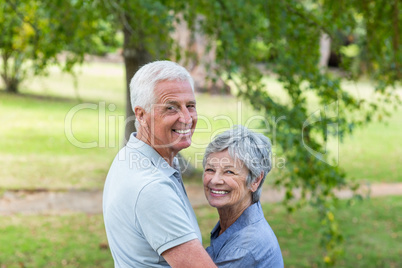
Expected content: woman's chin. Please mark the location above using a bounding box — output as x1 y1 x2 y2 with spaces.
207 200 226 209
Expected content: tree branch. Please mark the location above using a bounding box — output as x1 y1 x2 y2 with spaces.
103 0 135 35
284 2 334 40
392 0 400 78
5 0 39 35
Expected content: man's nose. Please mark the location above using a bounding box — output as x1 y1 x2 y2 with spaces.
179 108 192 124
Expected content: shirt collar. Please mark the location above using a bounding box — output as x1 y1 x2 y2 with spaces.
209 202 264 255
126 132 180 178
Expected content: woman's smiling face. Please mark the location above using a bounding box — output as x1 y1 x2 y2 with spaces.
203 150 253 213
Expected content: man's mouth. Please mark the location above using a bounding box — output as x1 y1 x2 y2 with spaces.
173 129 191 134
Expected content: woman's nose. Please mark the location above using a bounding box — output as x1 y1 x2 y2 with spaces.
210 172 224 184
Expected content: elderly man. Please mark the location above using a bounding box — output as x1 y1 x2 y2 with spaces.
103 61 216 267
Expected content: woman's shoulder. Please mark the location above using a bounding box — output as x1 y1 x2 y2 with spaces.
233 202 279 245
218 222 283 268
234 217 279 247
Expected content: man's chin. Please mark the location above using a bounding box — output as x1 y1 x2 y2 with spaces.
173 140 192 152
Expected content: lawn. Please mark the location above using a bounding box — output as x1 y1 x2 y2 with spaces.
0 92 123 189
0 196 400 267
0 213 113 267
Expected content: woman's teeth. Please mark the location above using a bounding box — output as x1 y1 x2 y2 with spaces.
211 190 229 194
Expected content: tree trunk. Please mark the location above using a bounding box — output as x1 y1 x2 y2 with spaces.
172 14 231 95
2 53 19 93
5 81 19 93
319 32 331 70
122 23 152 145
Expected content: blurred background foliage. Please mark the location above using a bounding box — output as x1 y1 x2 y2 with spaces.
1 0 401 266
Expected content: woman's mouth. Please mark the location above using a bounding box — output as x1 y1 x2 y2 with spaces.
210 189 229 195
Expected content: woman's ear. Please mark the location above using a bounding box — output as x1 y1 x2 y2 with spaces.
251 172 264 192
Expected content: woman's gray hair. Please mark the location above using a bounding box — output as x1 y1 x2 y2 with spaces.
203 126 272 203
129 60 195 129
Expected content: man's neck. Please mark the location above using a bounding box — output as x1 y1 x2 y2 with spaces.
136 130 175 166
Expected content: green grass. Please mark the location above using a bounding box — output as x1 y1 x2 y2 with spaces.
0 213 113 267
0 92 124 189
0 61 401 190
26 63 126 106
338 108 402 182
0 196 400 267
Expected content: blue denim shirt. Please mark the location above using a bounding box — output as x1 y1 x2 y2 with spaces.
206 202 284 268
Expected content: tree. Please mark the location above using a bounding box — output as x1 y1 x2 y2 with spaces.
0 0 117 93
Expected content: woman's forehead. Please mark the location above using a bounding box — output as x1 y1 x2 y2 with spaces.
206 151 247 170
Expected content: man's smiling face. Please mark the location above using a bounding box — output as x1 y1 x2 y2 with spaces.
141 79 197 159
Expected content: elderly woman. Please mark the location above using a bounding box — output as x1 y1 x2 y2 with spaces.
203 126 284 268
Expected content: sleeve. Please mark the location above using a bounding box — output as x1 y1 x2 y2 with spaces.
135 179 199 255
214 247 255 268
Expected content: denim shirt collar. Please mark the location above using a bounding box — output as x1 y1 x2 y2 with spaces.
209 201 264 256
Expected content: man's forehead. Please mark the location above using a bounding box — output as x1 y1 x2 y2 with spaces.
155 88 195 100
154 79 192 90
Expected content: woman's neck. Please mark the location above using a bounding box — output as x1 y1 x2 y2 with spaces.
217 200 252 235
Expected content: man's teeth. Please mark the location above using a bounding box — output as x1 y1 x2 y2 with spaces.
174 129 190 134
211 190 229 194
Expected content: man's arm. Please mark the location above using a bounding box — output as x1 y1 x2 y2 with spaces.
162 239 217 268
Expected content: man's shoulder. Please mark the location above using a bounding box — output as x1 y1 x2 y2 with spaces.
108 144 165 176
104 148 176 203
108 161 174 192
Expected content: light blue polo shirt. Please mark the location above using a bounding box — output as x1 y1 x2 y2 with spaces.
206 202 284 268
103 133 202 267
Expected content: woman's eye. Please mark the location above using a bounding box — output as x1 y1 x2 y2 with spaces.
225 170 235 174
205 168 214 172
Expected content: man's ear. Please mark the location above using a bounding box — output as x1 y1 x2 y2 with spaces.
251 172 264 192
134 106 147 126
